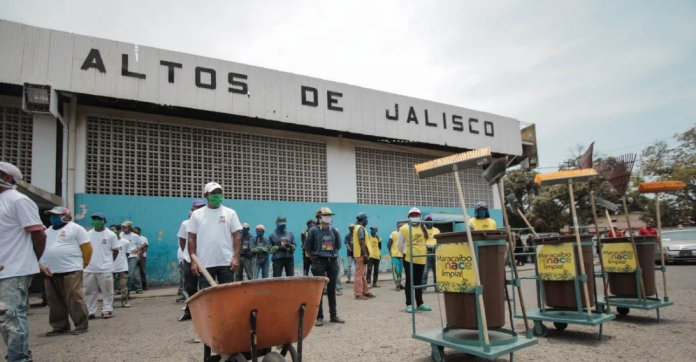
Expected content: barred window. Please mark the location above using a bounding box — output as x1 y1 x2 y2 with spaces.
355 147 493 207
0 106 33 183
85 116 327 201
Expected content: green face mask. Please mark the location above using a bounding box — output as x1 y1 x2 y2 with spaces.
208 194 224 207
91 219 105 229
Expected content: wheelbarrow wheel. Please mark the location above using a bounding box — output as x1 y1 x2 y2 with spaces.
280 344 297 362
617 307 630 316
533 322 548 337
553 322 568 331
225 354 247 362
430 344 445 362
262 352 287 362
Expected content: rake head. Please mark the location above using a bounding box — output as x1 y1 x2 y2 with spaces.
482 157 508 185
580 142 595 169
593 196 620 213
598 153 636 196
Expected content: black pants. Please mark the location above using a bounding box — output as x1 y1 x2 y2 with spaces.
198 265 235 289
303 256 312 276
273 258 295 277
182 260 199 317
367 258 380 285
139 256 148 289
311 257 339 319
404 260 425 307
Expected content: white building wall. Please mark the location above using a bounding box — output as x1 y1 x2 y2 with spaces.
326 137 357 203
30 114 57 193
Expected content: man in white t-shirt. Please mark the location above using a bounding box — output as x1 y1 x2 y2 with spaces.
110 225 131 308
187 182 243 289
178 199 206 321
83 213 119 319
133 226 149 291
120 221 146 294
40 206 92 336
0 162 47 362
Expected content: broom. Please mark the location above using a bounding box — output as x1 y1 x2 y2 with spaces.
593 196 619 236
505 193 539 239
535 169 598 317
638 180 686 302
482 157 530 336
598 154 647 302
415 147 492 345
579 142 611 311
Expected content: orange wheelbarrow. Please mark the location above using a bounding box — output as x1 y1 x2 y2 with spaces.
187 255 327 362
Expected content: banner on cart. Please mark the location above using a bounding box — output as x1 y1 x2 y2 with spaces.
536 243 576 281
601 243 637 273
436 243 476 293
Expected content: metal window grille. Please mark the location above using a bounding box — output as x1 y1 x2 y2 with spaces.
0 106 33 183
85 116 327 201
355 147 493 207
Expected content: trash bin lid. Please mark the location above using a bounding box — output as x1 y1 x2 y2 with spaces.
533 234 593 245
600 235 657 244
436 230 508 244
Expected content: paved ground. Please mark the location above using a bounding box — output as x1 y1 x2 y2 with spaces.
3 262 695 362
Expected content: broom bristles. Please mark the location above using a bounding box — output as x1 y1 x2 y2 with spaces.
534 169 598 186
482 157 508 185
638 181 686 194
414 147 492 179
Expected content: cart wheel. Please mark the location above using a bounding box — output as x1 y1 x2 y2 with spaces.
617 307 630 316
262 352 286 362
553 322 568 331
224 355 246 362
533 322 548 337
430 344 445 362
280 344 297 362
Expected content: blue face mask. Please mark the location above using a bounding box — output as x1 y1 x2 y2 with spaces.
370 230 377 236
242 228 249 235
256 232 264 237
476 209 487 219
49 215 65 227
277 224 286 232
425 223 433 229
361 219 369 227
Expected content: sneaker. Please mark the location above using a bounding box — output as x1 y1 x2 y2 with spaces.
418 304 432 312
406 305 414 313
45 329 70 337
178 313 192 322
176 297 186 303
101 312 113 319
122 302 131 308
372 284 381 288
346 280 352 284
72 328 88 335
193 336 202 343
315 318 324 327
336 290 343 296
355 295 368 300
365 293 376 298
88 314 96 320
135 290 143 294
330 316 345 324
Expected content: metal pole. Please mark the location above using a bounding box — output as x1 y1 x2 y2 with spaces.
589 189 611 310
621 196 647 302
655 194 669 301
567 182 592 317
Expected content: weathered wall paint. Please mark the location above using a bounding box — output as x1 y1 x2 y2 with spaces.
75 193 502 285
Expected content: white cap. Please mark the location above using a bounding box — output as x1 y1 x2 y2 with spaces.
408 207 421 215
242 223 250 228
203 182 223 195
0 162 23 181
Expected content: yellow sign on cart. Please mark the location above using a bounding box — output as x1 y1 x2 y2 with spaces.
536 243 576 281
601 243 637 273
436 243 476 293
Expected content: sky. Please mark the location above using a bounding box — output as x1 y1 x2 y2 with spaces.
1 0 694 169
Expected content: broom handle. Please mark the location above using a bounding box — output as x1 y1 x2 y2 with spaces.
191 254 218 287
621 196 646 301
453 171 490 345
605 210 615 236
589 189 611 310
567 183 592 317
515 208 539 239
655 194 668 300
497 182 530 335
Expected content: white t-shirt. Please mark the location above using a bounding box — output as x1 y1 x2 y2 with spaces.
113 238 130 273
41 222 89 273
177 220 190 263
141 235 149 257
84 229 119 273
186 206 242 268
120 232 144 259
0 189 43 279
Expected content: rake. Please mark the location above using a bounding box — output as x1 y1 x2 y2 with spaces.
415 147 492 345
639 180 686 302
579 142 610 311
535 169 598 317
505 193 539 239
598 153 646 302
593 196 620 236
483 157 530 336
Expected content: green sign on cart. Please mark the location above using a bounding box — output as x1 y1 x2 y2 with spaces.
436 243 476 293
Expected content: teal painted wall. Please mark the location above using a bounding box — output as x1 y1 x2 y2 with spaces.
74 194 502 285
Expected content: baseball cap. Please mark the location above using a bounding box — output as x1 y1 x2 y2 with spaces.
348 223 355 228
44 206 71 216
356 212 368 219
306 219 316 225
475 201 489 209
203 182 223 195
256 224 266 231
121 220 133 227
0 161 23 182
242 223 250 228
408 207 421 215
192 199 206 208
91 212 107 220
276 216 287 225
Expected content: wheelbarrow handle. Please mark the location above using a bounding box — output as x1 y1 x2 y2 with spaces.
190 254 218 287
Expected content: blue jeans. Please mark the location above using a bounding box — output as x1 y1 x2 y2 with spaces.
346 256 355 280
422 255 436 289
254 258 270 279
127 258 142 292
0 275 33 362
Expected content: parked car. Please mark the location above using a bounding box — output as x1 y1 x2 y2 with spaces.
655 229 696 263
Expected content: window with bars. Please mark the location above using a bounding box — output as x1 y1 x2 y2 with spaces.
85 116 328 201
355 147 493 207
0 106 33 183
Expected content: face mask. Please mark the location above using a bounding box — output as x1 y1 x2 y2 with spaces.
50 215 65 227
0 179 16 190
208 194 224 207
409 217 420 223
321 216 332 224
362 219 369 227
476 209 487 218
91 219 105 229
256 232 264 237
370 230 377 236
425 222 433 229
242 228 249 235
277 224 286 232
110 229 118 235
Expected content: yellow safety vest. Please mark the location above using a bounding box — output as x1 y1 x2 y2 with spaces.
425 227 441 247
368 235 381 260
469 218 497 231
389 231 403 258
352 225 365 258
400 224 427 265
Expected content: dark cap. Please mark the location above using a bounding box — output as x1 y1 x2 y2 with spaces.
91 212 107 220
306 219 316 226
276 216 287 225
